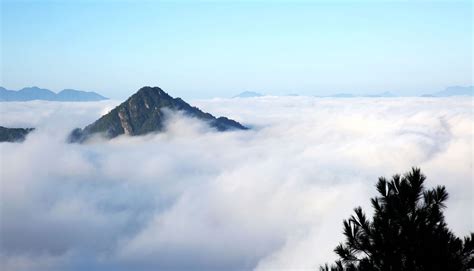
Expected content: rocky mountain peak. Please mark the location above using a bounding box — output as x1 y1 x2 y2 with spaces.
68 86 247 143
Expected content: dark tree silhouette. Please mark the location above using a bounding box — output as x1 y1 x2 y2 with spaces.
321 168 473 271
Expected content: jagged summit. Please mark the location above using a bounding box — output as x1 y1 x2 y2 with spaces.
68 86 247 143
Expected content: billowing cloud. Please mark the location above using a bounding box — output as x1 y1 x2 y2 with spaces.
0 97 472 271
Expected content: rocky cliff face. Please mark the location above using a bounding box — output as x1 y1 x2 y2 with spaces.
68 86 247 143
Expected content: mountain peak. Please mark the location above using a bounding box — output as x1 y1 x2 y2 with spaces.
68 86 247 143
137 86 167 95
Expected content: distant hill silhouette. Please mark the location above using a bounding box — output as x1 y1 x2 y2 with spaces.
0 86 108 101
69 86 247 143
55 89 108 101
233 91 264 98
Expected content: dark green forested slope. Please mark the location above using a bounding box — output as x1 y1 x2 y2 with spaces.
0 126 34 142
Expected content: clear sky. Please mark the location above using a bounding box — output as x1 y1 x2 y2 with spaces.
1 0 472 99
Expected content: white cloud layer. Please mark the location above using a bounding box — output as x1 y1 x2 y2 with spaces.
0 97 473 271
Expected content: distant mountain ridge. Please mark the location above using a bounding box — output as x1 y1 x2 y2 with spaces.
233 86 473 99
424 86 473 97
69 86 247 143
0 86 108 101
0 126 34 142
323 86 473 98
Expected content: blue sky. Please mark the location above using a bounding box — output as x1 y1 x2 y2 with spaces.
1 0 472 99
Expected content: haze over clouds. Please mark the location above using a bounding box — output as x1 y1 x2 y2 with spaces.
0 97 472 271
2 1 472 98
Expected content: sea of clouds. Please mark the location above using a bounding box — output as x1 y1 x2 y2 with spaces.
0 96 473 271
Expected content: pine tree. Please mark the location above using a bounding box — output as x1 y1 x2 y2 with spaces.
321 168 473 271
